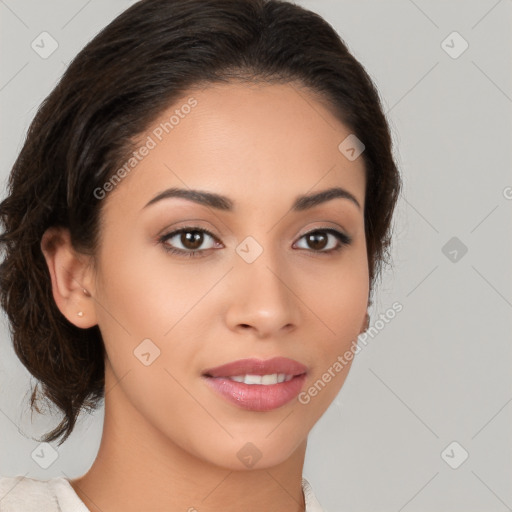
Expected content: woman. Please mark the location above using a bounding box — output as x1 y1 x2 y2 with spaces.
0 0 401 510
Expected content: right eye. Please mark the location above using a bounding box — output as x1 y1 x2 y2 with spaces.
158 227 222 258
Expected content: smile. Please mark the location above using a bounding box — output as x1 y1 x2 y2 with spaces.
202 357 308 411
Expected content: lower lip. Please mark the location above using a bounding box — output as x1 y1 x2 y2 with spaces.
203 374 307 412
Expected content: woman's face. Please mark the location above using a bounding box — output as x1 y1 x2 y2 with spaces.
90 81 369 470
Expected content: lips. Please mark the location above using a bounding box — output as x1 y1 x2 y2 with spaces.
202 357 308 412
202 356 307 378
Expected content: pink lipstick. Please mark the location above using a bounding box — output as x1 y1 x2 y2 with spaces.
202 357 307 412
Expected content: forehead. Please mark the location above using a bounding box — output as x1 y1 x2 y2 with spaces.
104 81 366 214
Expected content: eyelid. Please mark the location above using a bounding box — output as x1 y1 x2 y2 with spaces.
298 223 350 239
155 218 222 238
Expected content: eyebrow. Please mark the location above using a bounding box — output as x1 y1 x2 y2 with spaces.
143 186 361 211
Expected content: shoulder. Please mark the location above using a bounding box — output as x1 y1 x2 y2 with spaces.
302 477 326 512
0 475 88 512
0 475 59 511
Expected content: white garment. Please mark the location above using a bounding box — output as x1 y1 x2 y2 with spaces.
0 475 325 511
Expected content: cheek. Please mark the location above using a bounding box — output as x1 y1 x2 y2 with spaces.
94 234 212 339
92 238 219 398
303 250 369 340
300 251 369 394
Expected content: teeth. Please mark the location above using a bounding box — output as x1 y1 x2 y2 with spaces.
227 373 294 385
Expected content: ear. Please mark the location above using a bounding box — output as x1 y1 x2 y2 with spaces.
359 311 370 334
40 226 98 328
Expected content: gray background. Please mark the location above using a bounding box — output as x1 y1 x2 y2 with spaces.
0 1 511 511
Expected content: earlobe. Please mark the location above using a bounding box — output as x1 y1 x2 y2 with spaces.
40 226 97 328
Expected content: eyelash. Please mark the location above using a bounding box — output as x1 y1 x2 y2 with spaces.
158 226 352 258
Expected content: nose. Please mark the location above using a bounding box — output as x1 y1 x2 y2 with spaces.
224 249 300 339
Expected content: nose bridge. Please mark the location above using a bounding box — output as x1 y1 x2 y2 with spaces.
225 235 299 335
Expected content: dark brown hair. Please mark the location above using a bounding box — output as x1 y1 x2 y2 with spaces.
0 0 401 446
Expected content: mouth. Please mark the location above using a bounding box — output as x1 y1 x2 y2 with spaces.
202 357 308 412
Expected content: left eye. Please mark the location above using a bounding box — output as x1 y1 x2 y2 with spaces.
294 228 351 252
158 227 351 258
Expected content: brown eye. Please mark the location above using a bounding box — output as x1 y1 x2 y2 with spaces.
305 232 328 251
294 228 352 253
159 227 219 257
179 230 204 250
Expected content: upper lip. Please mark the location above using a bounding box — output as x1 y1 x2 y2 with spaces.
203 357 307 378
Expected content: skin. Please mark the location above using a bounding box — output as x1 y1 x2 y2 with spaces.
41 81 369 512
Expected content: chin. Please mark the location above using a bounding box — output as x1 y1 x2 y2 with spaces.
190 431 308 471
